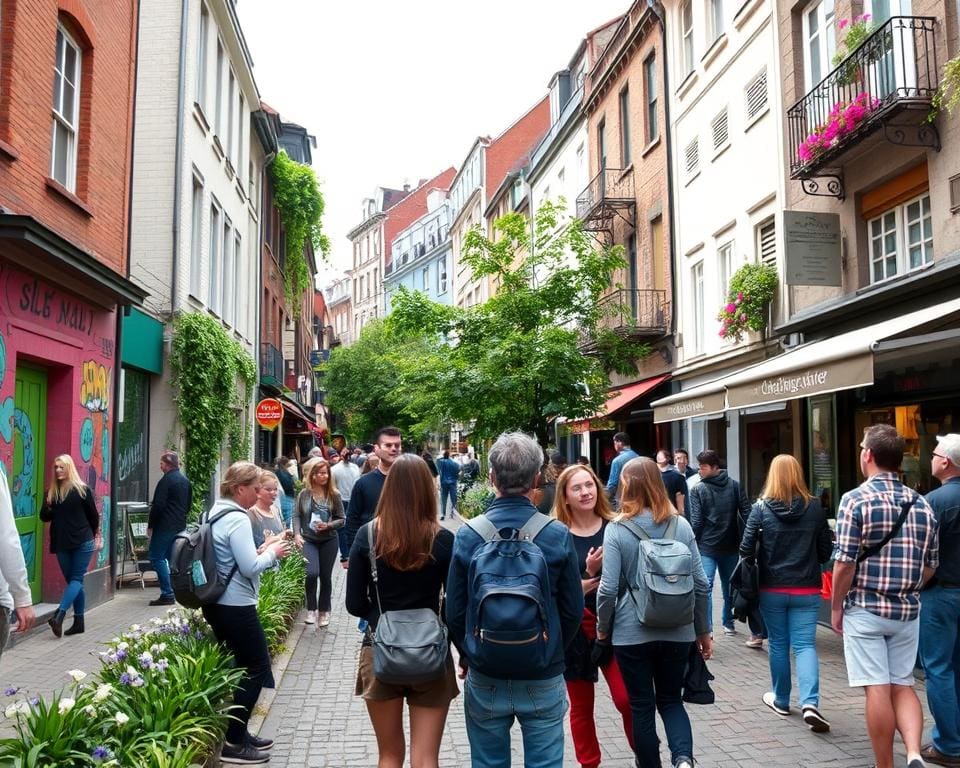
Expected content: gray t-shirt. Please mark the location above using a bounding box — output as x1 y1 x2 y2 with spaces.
331 460 360 502
208 500 278 606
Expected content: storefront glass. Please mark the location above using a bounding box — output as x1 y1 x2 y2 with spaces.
809 395 838 518
117 367 149 503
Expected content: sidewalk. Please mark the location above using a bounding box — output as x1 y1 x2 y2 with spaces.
260 516 935 768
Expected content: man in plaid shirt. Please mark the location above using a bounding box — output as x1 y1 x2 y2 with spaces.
832 424 939 768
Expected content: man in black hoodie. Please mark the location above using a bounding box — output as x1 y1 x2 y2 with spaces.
688 450 751 635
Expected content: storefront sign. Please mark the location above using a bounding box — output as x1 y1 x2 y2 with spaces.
783 211 842 286
255 398 284 430
726 354 873 408
653 391 726 423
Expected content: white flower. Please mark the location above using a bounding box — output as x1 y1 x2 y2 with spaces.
125 665 138 678
15 701 29 715
117 642 129 651
94 684 113 702
4 704 17 719
83 705 97 717
67 669 87 683
58 697 75 715
114 711 129 725
129 624 141 633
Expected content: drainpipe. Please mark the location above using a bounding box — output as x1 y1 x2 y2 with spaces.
170 0 190 317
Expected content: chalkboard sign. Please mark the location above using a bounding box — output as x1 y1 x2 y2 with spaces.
127 510 150 557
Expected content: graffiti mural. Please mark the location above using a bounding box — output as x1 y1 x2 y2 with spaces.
0 333 14 448
79 360 111 567
11 408 35 519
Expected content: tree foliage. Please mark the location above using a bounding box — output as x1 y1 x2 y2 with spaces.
326 202 652 446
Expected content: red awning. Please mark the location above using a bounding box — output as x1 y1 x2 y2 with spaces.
570 374 671 430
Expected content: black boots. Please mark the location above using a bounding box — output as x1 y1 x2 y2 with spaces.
64 615 85 636
48 609 67 638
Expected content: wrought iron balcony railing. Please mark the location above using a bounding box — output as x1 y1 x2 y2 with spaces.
259 342 284 385
787 16 939 187
575 168 635 225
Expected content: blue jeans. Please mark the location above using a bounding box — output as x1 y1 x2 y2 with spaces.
149 528 178 599
464 670 566 768
919 585 960 756
700 552 738 631
758 591 822 709
440 483 457 518
615 641 693 768
279 493 294 526
56 539 95 616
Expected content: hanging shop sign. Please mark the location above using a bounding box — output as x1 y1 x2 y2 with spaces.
255 398 284 430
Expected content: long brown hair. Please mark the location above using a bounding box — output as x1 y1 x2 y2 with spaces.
760 454 815 505
374 454 439 571
306 459 340 502
552 464 614 526
618 457 676 524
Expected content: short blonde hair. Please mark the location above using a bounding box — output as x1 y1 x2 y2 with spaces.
220 461 260 498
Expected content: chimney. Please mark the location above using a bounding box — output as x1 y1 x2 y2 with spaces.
403 182 411 192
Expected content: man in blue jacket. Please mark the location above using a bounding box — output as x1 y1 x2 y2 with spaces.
605 432 639 503
447 431 583 768
436 450 461 520
147 451 192 606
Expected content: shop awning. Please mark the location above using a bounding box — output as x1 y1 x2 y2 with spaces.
571 374 670 430
278 394 317 427
653 297 960 422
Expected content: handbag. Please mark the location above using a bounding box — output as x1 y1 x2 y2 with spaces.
730 511 762 623
365 525 449 686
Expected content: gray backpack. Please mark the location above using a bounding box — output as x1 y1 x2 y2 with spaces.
365 525 449 685
620 516 695 628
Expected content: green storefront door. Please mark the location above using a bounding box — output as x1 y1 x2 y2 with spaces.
12 366 47 603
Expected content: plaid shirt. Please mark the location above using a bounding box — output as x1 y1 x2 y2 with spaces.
835 473 939 621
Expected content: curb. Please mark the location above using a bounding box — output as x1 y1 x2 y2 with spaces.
248 610 308 736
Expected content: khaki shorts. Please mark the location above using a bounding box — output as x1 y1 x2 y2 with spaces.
355 645 460 707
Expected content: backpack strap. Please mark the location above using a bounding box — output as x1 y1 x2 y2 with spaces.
620 517 650 542
365 524 386 618
466 515 500 543
518 511 553 542
202 504 243 588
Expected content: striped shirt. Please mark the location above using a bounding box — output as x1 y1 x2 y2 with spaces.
835 473 939 621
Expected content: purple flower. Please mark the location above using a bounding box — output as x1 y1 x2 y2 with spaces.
119 673 131 686
839 17 850 30
131 677 145 688
155 659 169 672
29 697 39 707
115 649 127 661
3 687 19 697
92 745 110 761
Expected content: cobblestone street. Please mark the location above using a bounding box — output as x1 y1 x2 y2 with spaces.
260 517 934 768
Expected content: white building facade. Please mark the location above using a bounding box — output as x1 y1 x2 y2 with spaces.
449 140 489 309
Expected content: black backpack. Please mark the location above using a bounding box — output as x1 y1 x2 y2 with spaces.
169 506 242 608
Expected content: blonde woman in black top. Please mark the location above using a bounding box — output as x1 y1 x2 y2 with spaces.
39 454 99 637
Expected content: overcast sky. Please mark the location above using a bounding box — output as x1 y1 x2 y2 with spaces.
235 0 631 284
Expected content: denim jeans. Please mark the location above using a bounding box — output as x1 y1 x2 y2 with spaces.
700 552 738 631
615 641 694 768
148 528 178 599
279 493 294 527
464 670 567 768
55 538 95 616
440 483 457 518
919 585 960 756
758 591 822 709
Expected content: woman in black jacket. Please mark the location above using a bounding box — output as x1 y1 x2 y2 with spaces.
740 454 833 733
39 454 100 637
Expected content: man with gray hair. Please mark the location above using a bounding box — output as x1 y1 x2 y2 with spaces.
447 431 583 767
147 451 192 606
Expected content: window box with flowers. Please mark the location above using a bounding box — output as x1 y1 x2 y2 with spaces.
717 263 778 343
797 92 881 165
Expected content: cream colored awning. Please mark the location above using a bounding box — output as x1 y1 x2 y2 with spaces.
652 297 960 423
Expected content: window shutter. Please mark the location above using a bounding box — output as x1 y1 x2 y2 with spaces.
685 138 699 176
745 68 768 120
759 219 776 267
711 108 729 151
951 173 960 214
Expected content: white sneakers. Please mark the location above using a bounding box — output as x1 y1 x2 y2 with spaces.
305 610 316 625
318 612 330 628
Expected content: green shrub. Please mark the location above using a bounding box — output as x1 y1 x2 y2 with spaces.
458 482 495 520
258 555 307 655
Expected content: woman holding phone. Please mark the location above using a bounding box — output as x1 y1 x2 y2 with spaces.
293 459 344 627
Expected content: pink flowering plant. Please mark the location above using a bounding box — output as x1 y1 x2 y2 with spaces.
798 92 880 164
717 263 778 343
833 15 874 67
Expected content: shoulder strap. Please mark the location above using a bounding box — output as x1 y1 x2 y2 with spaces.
663 515 679 540
466 515 500 543
365 524 385 617
620 517 650 542
518 511 553 542
857 497 915 564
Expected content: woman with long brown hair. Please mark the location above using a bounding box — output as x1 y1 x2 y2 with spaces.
346 454 457 768
596 457 711 768
293 459 344 627
740 454 833 731
553 463 634 768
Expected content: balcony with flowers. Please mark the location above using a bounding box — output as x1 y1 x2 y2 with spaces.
786 15 940 199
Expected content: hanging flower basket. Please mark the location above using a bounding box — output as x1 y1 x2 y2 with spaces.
717 263 778 344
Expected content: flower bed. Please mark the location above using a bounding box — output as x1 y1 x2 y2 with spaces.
0 555 306 766
798 92 881 165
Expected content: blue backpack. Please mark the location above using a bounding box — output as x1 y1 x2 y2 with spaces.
463 512 560 677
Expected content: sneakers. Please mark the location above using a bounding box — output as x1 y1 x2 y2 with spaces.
745 635 764 649
922 744 960 767
305 610 316 625
317 612 330 628
675 759 695 768
220 741 269 764
762 691 790 716
149 596 175 606
802 705 830 733
908 760 928 768
246 732 273 751
722 624 738 636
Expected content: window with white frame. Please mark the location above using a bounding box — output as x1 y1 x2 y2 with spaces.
51 25 81 190
226 69 235 165
868 193 933 284
619 86 631 165
802 0 837 91
644 53 658 144
717 240 734 299
709 0 724 41
692 261 705 354
438 257 448 294
681 0 695 76
196 5 208 109
208 199 221 312
236 93 244 179
214 39 224 138
189 174 203 297
233 232 242 331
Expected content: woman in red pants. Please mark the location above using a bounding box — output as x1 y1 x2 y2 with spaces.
553 464 634 768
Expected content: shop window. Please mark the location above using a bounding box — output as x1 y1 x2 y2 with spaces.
117 368 150 503
868 193 933 284
809 395 837 517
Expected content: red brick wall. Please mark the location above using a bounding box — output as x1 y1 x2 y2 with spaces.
383 167 457 267
0 0 138 274
485 97 551 207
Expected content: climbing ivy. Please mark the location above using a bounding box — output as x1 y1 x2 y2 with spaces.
170 312 256 518
269 151 330 315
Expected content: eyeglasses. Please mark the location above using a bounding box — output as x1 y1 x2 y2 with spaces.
932 453 945 459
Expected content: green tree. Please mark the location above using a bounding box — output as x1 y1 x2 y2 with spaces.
387 201 651 446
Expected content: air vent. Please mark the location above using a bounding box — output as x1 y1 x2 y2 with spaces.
746 68 768 121
712 108 729 151
759 219 776 267
685 138 699 176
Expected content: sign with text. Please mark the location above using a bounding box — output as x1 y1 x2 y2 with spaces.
255 398 284 430
726 353 873 408
783 211 842 286
653 391 726 424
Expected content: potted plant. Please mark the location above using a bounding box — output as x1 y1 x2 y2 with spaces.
717 263 778 344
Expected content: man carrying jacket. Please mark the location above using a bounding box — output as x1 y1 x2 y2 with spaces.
688 449 750 635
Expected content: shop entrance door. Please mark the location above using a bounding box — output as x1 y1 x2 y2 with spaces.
13 365 47 603
743 412 793 499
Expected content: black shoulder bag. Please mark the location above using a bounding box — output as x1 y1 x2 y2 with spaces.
856 497 916 566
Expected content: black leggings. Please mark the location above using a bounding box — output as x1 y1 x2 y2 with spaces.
303 536 339 612
201 603 275 745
